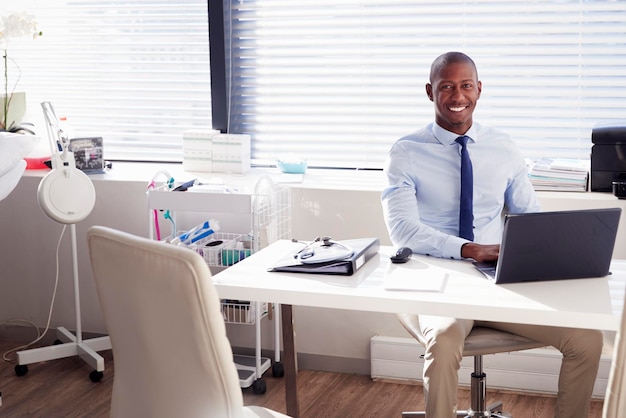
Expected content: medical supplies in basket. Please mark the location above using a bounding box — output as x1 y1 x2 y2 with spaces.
168 220 252 267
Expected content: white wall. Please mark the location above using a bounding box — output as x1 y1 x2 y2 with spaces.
0 174 148 333
1 165 625 372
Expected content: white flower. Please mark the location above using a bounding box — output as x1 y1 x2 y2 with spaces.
0 12 42 47
1 12 42 131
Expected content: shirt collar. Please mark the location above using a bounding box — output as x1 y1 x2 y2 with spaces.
432 123 479 146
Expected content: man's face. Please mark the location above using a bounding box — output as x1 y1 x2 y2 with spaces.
425 61 482 135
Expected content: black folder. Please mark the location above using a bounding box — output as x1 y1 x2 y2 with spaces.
268 238 380 276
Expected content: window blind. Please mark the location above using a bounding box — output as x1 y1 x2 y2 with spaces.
226 0 626 169
8 0 211 162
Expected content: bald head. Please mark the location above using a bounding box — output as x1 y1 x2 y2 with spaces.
430 52 478 83
425 51 481 135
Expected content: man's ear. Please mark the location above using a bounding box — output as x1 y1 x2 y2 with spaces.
477 80 482 99
425 83 433 101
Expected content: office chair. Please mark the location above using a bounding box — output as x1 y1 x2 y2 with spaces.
603 291 626 418
87 226 289 418
397 313 545 418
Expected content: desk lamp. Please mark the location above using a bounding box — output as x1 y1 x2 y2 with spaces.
14 102 111 382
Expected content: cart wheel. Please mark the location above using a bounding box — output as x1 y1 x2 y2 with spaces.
252 378 266 394
15 364 28 376
272 362 284 378
89 370 104 382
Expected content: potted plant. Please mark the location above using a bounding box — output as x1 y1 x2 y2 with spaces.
0 12 42 132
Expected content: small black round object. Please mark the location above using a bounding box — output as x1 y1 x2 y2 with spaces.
613 181 626 199
390 247 412 264
89 370 104 382
15 364 28 376
205 240 223 247
272 362 285 378
252 379 267 394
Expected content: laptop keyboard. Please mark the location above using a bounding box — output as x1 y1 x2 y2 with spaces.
472 261 497 280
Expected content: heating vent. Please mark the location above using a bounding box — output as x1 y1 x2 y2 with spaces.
370 336 610 398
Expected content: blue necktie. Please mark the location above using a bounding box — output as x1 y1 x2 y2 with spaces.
456 135 474 241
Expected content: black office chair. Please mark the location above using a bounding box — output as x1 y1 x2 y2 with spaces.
397 313 545 418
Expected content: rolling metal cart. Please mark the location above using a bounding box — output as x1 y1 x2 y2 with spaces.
146 175 291 393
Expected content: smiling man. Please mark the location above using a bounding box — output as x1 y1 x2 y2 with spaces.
382 51 540 262
381 52 603 418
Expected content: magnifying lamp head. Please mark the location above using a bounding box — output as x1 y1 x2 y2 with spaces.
37 165 96 224
38 101 96 224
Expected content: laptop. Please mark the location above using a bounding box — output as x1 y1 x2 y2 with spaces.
473 208 621 284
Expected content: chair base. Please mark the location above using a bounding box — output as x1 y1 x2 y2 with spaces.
402 401 512 417
16 326 111 369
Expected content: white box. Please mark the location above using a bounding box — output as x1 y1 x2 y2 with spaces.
183 129 219 172
211 133 251 173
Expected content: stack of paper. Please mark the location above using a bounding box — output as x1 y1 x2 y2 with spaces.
528 158 589 192
384 263 448 292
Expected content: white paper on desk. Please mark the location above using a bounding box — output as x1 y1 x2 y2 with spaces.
384 264 448 292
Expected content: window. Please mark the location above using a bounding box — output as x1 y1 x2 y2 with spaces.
224 0 626 169
10 0 211 162
11 1 626 167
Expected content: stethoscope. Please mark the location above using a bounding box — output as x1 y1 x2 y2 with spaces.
292 236 354 264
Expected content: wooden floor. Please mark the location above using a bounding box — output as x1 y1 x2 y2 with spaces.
0 335 605 417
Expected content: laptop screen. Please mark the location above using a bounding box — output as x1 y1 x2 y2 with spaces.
489 208 621 284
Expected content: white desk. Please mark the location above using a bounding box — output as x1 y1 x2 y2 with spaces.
213 240 626 417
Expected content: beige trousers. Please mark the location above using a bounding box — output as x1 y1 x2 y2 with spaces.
419 315 603 418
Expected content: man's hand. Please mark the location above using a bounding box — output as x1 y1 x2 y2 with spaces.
461 243 500 262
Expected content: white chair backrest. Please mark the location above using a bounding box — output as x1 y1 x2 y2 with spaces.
604 294 626 418
87 226 245 418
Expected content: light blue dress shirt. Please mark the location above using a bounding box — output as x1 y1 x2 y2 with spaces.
381 122 540 259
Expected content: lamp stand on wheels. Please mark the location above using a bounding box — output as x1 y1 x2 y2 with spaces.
14 102 111 382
